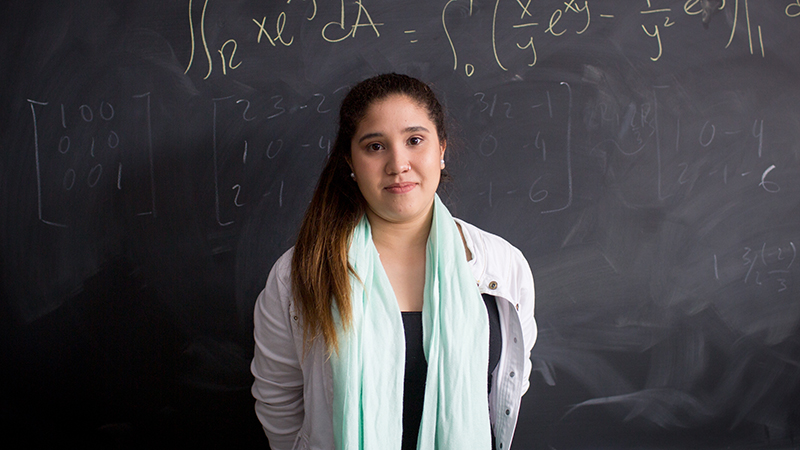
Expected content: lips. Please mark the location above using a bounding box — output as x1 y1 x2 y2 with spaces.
384 182 417 194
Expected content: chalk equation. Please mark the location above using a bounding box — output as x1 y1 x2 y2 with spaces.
185 0 383 79
715 241 796 293
182 1 798 79
469 81 574 214
459 79 792 216
209 87 349 226
447 0 787 76
586 85 786 203
27 95 156 227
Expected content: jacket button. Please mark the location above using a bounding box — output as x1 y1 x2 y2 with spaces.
293 315 298 321
489 281 498 289
510 371 515 378
513 337 518 344
505 409 511 415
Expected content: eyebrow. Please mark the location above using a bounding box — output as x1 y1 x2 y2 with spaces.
356 126 431 144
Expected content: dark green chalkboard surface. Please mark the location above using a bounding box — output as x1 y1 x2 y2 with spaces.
2 0 799 448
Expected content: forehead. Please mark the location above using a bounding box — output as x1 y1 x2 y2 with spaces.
357 94 432 128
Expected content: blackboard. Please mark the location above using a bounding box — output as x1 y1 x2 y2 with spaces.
2 0 799 448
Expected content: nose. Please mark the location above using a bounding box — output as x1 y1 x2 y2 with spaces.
385 146 410 175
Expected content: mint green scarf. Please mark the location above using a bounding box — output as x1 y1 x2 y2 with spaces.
330 194 492 450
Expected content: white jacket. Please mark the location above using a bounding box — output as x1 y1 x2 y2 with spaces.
251 218 537 450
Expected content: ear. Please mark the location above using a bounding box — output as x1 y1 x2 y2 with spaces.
439 140 447 170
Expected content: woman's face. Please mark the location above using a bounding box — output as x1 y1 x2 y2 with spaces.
349 94 446 227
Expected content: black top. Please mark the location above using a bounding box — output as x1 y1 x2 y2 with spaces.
400 294 502 450
401 311 427 450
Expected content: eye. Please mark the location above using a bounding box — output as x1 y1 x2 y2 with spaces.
408 136 423 146
367 142 384 152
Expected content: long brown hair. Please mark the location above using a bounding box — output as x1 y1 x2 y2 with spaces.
291 73 448 354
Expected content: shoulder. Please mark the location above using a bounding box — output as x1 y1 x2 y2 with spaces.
259 247 295 306
454 218 526 262
270 247 295 283
454 218 533 294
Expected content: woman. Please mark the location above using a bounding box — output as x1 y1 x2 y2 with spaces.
251 73 536 450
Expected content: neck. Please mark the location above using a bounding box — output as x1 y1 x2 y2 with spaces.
365 204 434 254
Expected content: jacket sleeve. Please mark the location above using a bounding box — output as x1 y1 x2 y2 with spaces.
251 251 304 449
515 247 537 397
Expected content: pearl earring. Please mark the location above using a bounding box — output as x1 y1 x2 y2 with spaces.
350 172 356 180
440 159 445 169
